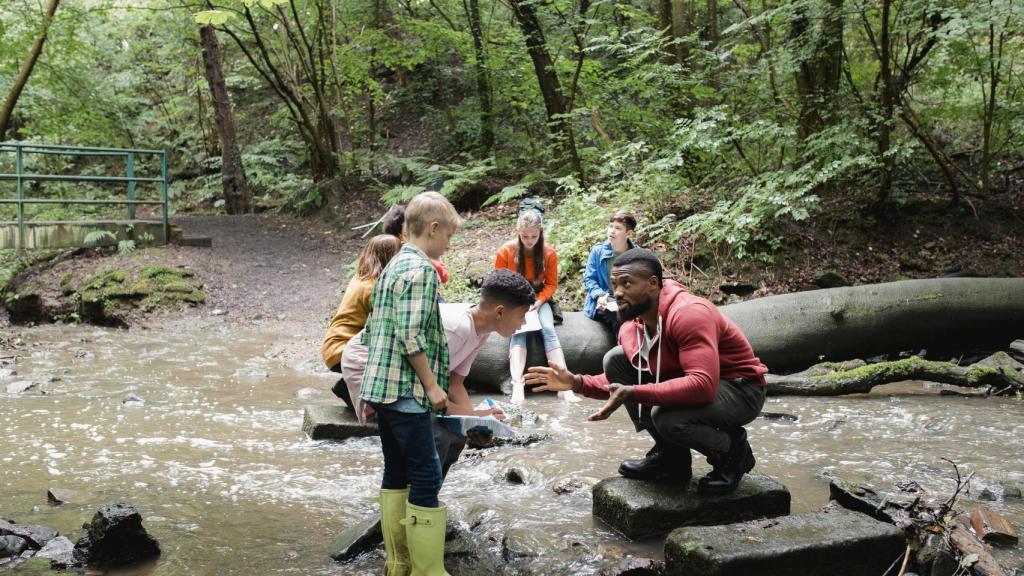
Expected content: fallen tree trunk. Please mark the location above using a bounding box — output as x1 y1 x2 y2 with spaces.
465 278 1024 393
765 353 1024 396
719 277 1024 374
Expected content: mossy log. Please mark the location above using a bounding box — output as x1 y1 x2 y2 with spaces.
465 278 1024 392
766 353 1024 396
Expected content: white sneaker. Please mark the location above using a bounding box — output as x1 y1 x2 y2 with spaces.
510 381 525 405
558 390 581 403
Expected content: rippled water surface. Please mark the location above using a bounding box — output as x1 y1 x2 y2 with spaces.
2 325 1022 574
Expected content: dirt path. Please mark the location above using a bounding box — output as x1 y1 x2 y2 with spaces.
171 214 362 327
133 213 377 367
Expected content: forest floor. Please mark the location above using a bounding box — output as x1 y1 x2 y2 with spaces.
1 180 1022 337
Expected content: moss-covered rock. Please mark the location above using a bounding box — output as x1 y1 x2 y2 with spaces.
75 266 205 325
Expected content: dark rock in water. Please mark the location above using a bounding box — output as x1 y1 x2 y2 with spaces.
1000 481 1022 500
828 477 917 524
917 532 959 576
592 474 790 540
0 534 28 556
504 467 528 484
35 535 75 568
553 477 584 495
0 519 58 549
488 432 549 448
444 521 475 557
980 486 999 501
600 557 665 576
327 515 381 561
664 509 904 576
47 487 82 506
73 502 160 567
501 528 544 561
302 404 378 441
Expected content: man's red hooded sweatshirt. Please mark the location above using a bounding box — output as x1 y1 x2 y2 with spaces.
580 279 768 407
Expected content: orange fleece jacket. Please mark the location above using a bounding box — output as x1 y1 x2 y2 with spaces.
494 239 558 304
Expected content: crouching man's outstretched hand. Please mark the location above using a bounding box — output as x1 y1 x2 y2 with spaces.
524 364 575 392
586 383 632 421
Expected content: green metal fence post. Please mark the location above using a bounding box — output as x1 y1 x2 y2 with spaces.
15 144 25 250
126 152 136 221
161 149 169 243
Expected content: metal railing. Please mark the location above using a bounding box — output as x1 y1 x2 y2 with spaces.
0 142 168 250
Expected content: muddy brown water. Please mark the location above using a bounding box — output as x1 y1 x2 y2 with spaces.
2 324 1022 575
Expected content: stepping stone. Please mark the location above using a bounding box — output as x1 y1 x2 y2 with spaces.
302 405 378 441
592 474 790 540
664 509 905 576
328 515 381 561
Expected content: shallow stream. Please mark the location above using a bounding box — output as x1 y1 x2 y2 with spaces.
2 325 1022 574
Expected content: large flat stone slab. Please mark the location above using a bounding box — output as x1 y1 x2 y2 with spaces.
664 509 905 576
592 474 790 540
302 405 378 441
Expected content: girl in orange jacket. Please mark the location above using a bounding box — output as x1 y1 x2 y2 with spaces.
494 209 579 403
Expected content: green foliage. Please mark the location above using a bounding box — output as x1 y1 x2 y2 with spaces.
2 0 1020 254
483 171 549 207
84 231 117 246
379 157 496 206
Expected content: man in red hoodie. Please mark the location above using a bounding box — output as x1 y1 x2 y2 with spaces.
525 248 769 494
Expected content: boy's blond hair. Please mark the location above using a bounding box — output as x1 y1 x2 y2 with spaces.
404 191 462 237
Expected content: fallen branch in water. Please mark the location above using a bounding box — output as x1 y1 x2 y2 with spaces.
766 353 1024 396
831 461 1012 576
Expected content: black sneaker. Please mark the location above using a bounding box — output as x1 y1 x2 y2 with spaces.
697 428 755 495
618 445 692 484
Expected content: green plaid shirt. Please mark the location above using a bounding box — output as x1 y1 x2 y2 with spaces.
359 244 450 410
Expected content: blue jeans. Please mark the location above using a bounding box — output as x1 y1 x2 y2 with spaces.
509 301 560 352
375 406 443 507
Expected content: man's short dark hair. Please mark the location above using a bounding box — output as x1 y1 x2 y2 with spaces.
480 269 535 307
612 248 663 285
610 210 637 231
382 204 406 237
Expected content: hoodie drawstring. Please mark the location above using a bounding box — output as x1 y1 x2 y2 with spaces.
635 315 663 386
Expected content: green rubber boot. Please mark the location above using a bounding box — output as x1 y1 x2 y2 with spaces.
401 502 450 576
380 489 411 576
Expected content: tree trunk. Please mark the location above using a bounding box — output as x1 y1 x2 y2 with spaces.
792 0 843 139
466 0 494 153
671 0 691 65
464 278 1024 392
705 0 718 51
507 0 583 175
199 25 251 215
0 0 60 140
876 0 894 204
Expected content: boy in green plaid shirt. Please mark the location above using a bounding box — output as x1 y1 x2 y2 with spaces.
360 191 460 576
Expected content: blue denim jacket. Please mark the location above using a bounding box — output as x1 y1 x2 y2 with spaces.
582 239 636 319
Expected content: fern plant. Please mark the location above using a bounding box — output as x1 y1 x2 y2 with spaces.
84 230 117 246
